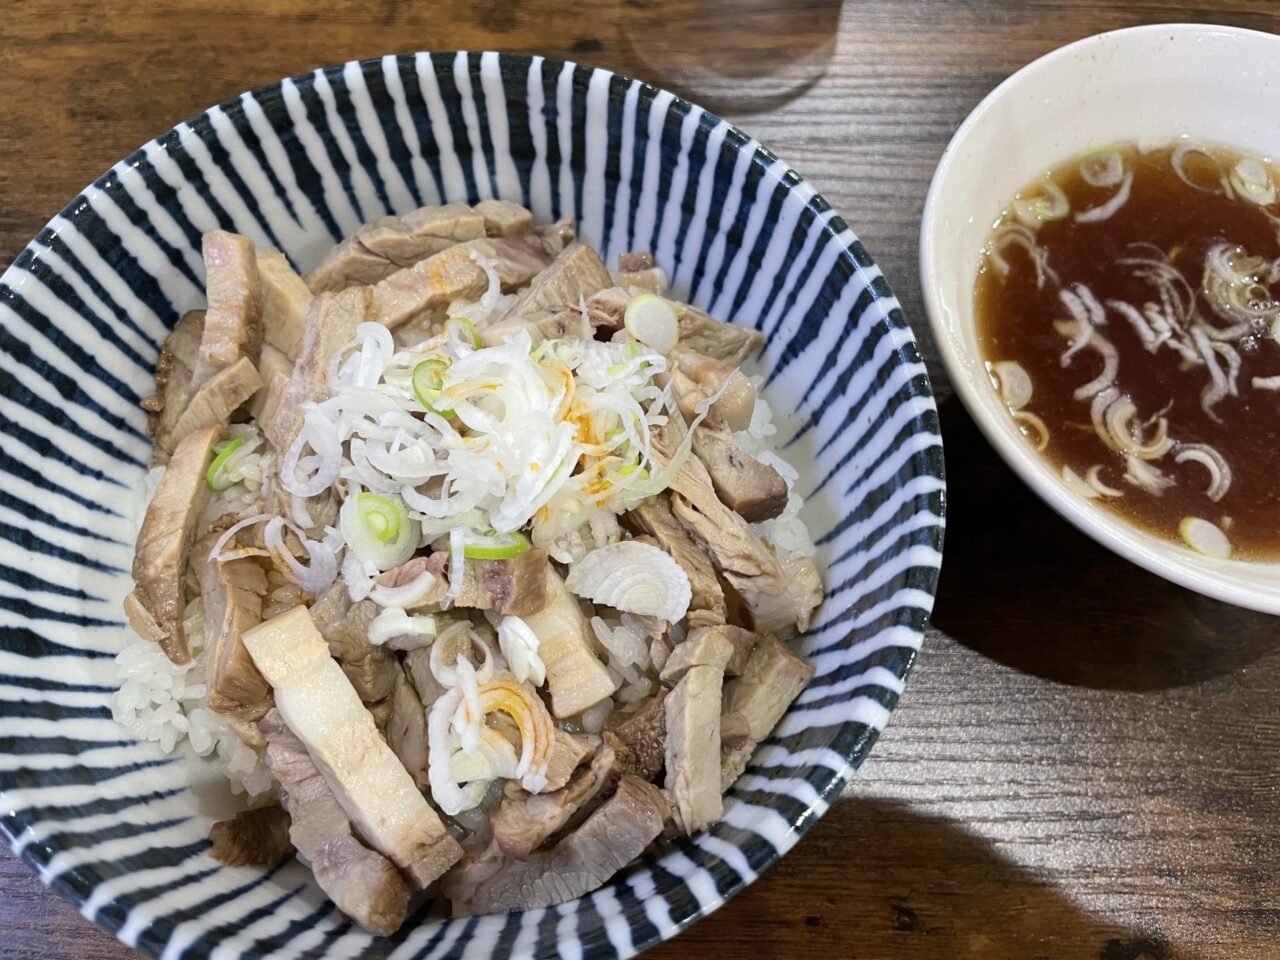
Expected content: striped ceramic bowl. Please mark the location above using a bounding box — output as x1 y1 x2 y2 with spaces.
0 52 944 958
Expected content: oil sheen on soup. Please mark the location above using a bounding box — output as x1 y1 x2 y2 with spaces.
975 142 1280 560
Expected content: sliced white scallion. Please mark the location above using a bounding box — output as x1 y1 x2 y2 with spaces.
1012 178 1070 228
445 315 482 351
564 540 692 623
1075 170 1134 224
623 294 679 354
1179 516 1231 559
990 360 1032 410
1011 410 1049 452
1079 150 1124 188
1085 465 1124 498
1061 465 1100 499
497 615 546 687
1170 143 1222 194
463 529 531 561
367 606 437 650
1229 158 1277 206
339 491 419 571
1174 443 1232 502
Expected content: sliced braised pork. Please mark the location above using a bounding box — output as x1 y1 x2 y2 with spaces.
491 737 617 859
719 633 815 790
386 669 429 791
661 628 733 834
125 424 222 664
306 203 486 292
676 305 762 367
624 495 726 626
166 356 262 454
309 583 399 703
475 199 535 237
603 690 667 781
244 607 463 889
192 230 262 388
443 775 668 915
256 248 311 359
666 448 819 636
452 549 550 617
260 711 410 935
196 535 271 720
479 243 613 346
370 232 566 330
209 804 294 868
143 310 204 463
266 285 372 534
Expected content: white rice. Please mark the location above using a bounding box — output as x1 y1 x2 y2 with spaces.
111 601 274 797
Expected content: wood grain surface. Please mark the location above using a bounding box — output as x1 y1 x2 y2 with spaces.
3 1 1280 958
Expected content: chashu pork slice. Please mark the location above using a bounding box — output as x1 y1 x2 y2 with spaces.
242 605 463 889
661 628 734 834
192 230 263 388
125 424 222 665
256 247 312 360
260 711 409 935
196 534 271 720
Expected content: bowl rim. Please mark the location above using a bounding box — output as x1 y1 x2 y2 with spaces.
920 21 1280 615
1 49 946 958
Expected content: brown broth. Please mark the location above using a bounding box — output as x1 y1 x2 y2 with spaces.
975 142 1280 560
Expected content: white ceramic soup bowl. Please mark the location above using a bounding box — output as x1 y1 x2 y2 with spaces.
921 22 1280 614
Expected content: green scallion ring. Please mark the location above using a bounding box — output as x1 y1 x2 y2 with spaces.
445 316 482 349
462 529 531 561
205 437 247 491
412 358 452 414
355 492 404 543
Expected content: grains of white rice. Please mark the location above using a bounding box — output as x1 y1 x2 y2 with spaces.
110 598 273 797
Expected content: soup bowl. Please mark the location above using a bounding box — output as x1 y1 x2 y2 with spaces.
0 52 944 957
921 22 1280 614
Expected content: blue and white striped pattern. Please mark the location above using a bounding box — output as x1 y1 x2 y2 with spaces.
0 52 944 958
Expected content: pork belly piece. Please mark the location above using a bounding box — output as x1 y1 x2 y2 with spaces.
521 568 616 718
260 711 409 935
243 606 463 889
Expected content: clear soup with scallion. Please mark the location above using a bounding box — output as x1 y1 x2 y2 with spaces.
976 141 1280 561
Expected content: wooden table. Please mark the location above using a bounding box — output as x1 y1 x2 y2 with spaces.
3 1 1279 957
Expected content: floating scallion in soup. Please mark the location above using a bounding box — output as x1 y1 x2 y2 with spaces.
976 141 1280 560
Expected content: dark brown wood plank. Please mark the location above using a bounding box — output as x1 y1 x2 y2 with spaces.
2 2 1280 958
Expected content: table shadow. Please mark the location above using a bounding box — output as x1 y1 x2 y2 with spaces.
654 795 1197 960
930 396 1280 691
